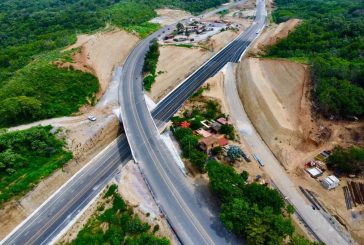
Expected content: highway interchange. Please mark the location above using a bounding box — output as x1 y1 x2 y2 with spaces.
119 0 266 243
2 1 252 244
1 0 352 244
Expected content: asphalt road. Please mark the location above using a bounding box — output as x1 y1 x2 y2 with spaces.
223 63 353 245
1 2 250 244
119 1 267 244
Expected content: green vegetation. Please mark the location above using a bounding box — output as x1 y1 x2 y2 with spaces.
172 127 207 171
107 2 160 38
266 0 364 118
71 184 169 245
0 51 99 127
220 124 235 140
143 40 160 91
0 126 72 206
207 161 319 245
218 9 229 17
327 146 364 175
1 0 228 128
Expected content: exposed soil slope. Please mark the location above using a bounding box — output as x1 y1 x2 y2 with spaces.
251 19 301 54
236 58 313 164
65 29 139 97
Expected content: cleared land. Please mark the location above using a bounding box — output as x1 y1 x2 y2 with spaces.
236 19 364 243
151 8 192 26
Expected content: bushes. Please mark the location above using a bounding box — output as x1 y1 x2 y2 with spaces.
207 161 296 244
143 40 160 91
72 185 169 245
327 146 364 175
267 0 364 118
0 126 73 205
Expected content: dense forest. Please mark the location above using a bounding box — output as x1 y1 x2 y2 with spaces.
266 0 364 118
0 126 72 206
207 161 320 245
0 0 228 127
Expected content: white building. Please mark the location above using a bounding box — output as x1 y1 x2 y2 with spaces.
321 175 340 190
306 167 322 178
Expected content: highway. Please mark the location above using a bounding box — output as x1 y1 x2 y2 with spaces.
119 0 267 244
1 2 251 244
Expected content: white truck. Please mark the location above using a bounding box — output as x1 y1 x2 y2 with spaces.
253 154 264 167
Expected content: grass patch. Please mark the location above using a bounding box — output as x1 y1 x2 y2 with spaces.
70 185 169 245
0 126 73 206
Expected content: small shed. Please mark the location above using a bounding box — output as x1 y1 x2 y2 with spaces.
306 167 323 178
210 122 222 133
321 175 340 190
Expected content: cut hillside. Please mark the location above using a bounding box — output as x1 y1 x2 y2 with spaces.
63 29 139 98
250 18 301 54
151 8 192 26
236 57 316 169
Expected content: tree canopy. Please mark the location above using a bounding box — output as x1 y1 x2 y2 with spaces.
266 0 364 118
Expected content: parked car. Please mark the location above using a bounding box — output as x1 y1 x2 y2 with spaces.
88 115 97 121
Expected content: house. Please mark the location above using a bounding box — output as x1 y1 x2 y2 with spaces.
306 167 323 178
210 121 222 133
199 135 228 153
196 129 211 138
321 175 340 190
217 117 229 125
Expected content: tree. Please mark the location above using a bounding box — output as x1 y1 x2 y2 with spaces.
211 146 222 156
176 22 185 33
220 124 235 139
189 149 207 171
227 145 242 162
180 135 198 154
220 198 250 235
173 127 193 141
0 96 41 127
207 160 245 202
189 118 202 130
326 146 364 175
242 183 285 214
240 170 249 182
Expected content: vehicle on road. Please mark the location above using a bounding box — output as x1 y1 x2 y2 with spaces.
88 115 96 121
253 153 264 166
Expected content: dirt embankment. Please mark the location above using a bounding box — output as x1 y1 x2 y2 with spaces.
63 29 139 98
237 58 308 144
251 18 301 54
